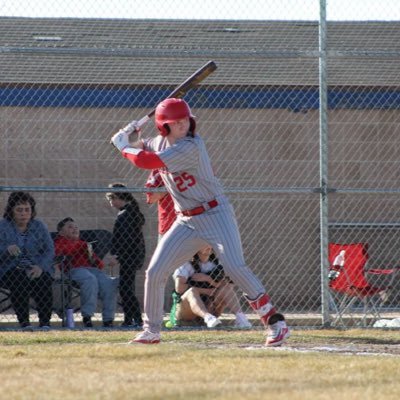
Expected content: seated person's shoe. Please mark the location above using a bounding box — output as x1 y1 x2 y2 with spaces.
265 313 290 347
135 319 144 328
20 322 34 331
82 316 93 328
121 319 134 327
129 330 160 344
103 320 114 328
204 313 221 328
134 319 144 328
39 321 51 331
121 319 143 328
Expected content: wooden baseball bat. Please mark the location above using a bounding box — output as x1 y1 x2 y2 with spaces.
135 60 217 128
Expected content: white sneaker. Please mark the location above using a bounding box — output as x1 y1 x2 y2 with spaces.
204 314 221 328
265 315 290 347
234 315 252 329
129 329 160 344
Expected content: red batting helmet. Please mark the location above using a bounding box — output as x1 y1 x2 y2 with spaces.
155 98 196 137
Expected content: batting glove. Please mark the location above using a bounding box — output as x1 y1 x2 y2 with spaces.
110 120 142 151
123 120 141 135
110 129 130 151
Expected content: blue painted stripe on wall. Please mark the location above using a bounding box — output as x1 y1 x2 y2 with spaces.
0 86 399 110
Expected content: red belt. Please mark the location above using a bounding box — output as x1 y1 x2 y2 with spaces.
179 199 218 217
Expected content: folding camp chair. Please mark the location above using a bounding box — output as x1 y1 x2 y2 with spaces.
52 255 81 327
0 287 12 314
328 242 399 327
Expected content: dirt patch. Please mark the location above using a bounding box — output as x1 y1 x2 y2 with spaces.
240 338 400 356
283 342 400 356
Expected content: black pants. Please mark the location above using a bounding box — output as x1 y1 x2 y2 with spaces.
119 263 143 324
0 268 53 325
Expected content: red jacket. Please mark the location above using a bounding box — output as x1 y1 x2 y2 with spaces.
54 235 104 270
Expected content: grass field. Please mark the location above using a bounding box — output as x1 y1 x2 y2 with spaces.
1 328 400 400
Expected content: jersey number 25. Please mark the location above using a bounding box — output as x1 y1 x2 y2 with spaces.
174 172 196 192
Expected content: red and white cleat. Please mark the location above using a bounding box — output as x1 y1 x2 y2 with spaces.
265 314 290 347
129 330 161 344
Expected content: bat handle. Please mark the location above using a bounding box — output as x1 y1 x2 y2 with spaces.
136 115 151 129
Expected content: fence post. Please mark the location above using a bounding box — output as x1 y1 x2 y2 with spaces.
319 0 331 326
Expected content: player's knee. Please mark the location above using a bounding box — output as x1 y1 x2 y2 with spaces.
145 266 168 285
145 267 157 281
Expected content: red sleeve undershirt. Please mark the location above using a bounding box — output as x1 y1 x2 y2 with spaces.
122 150 166 169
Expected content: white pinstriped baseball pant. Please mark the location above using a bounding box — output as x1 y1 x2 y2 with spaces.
143 202 266 333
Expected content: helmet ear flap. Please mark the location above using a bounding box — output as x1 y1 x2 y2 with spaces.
157 123 170 137
161 123 171 136
189 118 196 134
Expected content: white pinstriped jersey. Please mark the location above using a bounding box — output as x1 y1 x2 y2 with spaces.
143 134 224 212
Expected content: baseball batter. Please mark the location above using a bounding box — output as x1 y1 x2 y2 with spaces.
111 98 289 346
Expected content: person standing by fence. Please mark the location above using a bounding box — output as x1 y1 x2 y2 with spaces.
106 183 146 328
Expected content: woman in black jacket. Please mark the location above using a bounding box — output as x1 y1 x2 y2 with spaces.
107 183 146 327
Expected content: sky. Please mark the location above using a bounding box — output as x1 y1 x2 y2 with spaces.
1 0 399 21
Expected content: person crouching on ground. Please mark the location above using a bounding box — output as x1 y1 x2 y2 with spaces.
170 246 252 329
54 217 117 328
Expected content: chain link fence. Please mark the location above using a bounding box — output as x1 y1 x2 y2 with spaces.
1 0 400 329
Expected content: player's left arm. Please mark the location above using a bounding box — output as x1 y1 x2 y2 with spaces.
123 148 166 169
110 122 166 169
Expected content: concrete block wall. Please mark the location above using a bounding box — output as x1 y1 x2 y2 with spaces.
1 106 400 312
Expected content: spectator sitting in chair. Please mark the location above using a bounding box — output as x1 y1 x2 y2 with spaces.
169 246 252 329
0 191 54 330
54 217 117 328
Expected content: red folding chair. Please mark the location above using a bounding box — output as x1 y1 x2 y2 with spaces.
328 243 398 327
